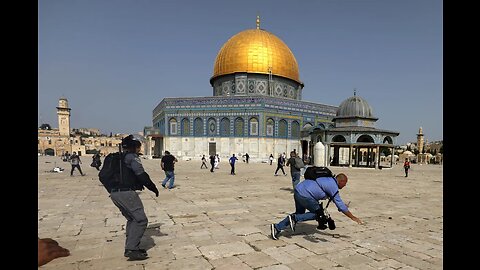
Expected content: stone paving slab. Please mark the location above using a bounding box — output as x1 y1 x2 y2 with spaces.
38 156 443 269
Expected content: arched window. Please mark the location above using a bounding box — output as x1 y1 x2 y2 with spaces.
278 119 287 138
291 121 300 139
249 117 259 136
220 118 230 136
357 135 374 143
332 135 346 142
234 117 244 136
194 118 203 136
266 118 275 136
383 136 393 144
169 118 177 135
181 118 190 136
207 118 216 136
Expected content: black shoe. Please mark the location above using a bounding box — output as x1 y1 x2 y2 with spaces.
161 184 166 188
125 250 148 261
124 249 147 257
288 214 297 232
270 224 280 240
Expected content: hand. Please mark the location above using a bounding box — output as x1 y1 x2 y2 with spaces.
353 217 364 225
38 238 70 266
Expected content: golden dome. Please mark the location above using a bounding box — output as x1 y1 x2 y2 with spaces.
212 29 301 84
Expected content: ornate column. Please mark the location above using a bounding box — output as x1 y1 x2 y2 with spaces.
349 145 353 168
390 147 394 167
375 146 380 169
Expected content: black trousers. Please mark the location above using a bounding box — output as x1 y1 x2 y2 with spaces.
201 162 208 169
275 165 286 175
210 162 215 172
230 163 235 174
70 164 83 175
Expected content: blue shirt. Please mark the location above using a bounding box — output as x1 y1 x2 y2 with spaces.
295 177 349 213
229 156 238 165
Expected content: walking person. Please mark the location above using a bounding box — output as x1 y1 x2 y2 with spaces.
209 154 215 172
286 151 302 189
245 153 250 163
69 152 85 176
269 154 274 165
200 155 208 169
161 151 178 189
270 172 363 240
403 158 411 177
102 135 159 261
229 154 238 175
274 154 287 176
214 154 220 169
91 152 102 171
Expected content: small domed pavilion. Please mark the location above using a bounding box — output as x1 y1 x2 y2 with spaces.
308 90 399 169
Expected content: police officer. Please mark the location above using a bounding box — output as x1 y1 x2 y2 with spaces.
109 135 159 261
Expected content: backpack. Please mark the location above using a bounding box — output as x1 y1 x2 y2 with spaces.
304 166 335 180
98 152 137 192
293 157 305 170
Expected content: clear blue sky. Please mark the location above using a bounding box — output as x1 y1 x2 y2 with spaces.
38 0 442 145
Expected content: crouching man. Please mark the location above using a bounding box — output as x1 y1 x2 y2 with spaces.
271 172 363 240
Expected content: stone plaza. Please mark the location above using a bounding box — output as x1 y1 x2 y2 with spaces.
38 156 442 269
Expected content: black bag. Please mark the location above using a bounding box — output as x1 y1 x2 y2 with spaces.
98 152 137 192
304 166 335 180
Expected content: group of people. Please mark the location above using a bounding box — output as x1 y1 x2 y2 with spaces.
60 151 103 177
202 153 241 175
43 139 367 265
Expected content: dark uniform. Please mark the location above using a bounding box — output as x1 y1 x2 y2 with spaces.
107 136 159 260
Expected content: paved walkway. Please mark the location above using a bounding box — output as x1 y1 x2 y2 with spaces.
38 156 442 269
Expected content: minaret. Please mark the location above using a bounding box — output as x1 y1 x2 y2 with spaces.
57 97 71 137
417 127 424 153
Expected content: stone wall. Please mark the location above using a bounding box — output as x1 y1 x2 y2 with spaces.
163 136 300 162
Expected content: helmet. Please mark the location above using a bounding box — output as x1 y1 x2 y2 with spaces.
121 134 141 149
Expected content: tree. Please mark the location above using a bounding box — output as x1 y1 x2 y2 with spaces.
381 148 391 156
39 123 51 130
414 149 420 155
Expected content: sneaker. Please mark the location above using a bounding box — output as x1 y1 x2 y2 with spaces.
126 250 148 261
124 249 147 257
270 224 280 240
288 214 297 232
274 174 278 176
161 184 166 188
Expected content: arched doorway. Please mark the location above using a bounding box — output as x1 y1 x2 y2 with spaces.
45 148 55 156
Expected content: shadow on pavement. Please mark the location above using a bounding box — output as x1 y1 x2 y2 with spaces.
141 222 168 251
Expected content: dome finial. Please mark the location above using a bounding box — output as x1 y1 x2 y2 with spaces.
353 88 357 96
256 14 260 29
